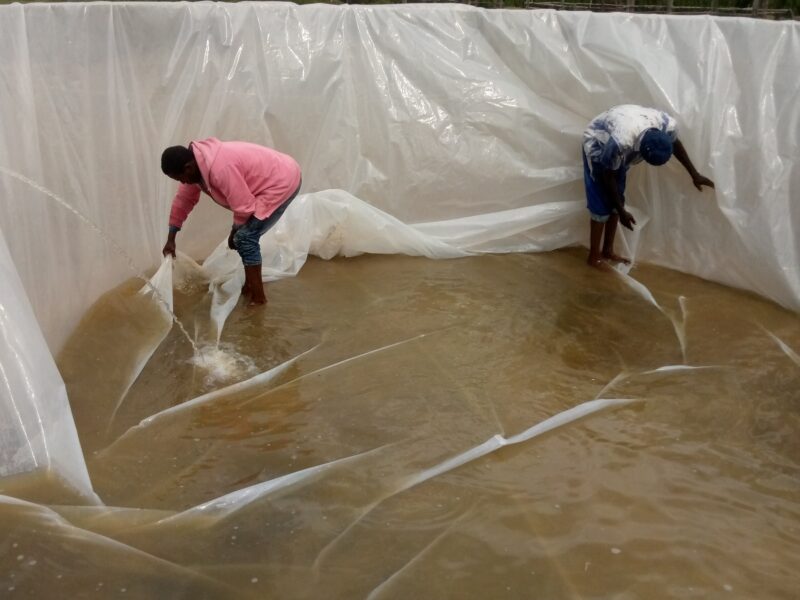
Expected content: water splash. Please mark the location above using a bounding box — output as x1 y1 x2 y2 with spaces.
0 166 201 356
189 343 259 388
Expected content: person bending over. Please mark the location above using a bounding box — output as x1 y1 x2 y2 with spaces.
582 104 714 268
161 138 301 305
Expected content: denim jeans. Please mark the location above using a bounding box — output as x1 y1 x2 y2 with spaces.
232 184 300 266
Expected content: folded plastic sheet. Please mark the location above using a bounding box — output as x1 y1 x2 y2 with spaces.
0 229 97 503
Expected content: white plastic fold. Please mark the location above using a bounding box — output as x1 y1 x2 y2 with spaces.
0 229 98 503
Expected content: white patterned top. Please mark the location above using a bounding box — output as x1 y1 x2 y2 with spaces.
583 105 677 174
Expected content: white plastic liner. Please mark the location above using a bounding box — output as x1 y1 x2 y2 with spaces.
0 229 97 502
105 258 174 423
0 2 797 511
0 4 797 354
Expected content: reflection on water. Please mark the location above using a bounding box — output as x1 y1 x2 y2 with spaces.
2 249 799 599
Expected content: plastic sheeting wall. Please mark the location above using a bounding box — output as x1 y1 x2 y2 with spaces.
0 3 797 354
0 3 797 489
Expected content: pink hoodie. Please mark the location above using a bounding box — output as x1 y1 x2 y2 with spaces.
168 138 302 228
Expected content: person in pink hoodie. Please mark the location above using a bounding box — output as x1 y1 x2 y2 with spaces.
160 138 302 305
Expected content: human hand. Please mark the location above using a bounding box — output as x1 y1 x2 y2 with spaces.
227 230 236 250
692 173 715 191
162 239 176 258
619 210 636 231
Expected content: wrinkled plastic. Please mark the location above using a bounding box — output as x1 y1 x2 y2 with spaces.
191 189 587 335
0 1 797 532
0 229 97 503
0 4 797 355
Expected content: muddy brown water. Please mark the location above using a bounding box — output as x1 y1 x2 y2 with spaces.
2 249 799 599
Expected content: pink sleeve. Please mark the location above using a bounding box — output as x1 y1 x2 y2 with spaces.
213 165 256 226
168 184 201 229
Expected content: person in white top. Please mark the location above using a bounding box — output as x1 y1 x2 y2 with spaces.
582 105 714 268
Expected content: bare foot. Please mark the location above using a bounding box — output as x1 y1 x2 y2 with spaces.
587 253 605 269
247 283 267 306
602 252 630 265
587 253 616 272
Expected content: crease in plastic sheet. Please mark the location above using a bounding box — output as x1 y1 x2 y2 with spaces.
405 398 639 490
90 396 642 573
104 342 320 450
190 247 246 344
593 364 725 400
365 505 476 600
106 258 176 426
101 362 723 564
612 266 688 363
411 200 584 250
0 494 242 597
311 397 639 570
761 328 800 368
122 397 635 542
153 443 395 526
103 327 444 455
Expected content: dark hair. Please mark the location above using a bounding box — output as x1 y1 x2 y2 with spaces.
161 145 194 175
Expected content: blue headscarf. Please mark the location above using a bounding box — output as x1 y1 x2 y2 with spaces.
640 129 673 166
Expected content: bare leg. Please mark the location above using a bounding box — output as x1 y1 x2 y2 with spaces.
244 264 267 305
588 219 605 268
601 214 630 264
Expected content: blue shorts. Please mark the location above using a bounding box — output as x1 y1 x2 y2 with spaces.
583 152 627 223
233 183 301 266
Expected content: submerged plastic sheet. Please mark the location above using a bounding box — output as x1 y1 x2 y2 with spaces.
31 250 800 598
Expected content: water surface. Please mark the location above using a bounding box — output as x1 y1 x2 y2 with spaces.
2 249 798 599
